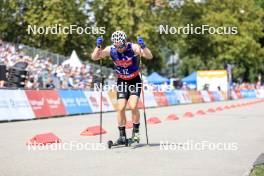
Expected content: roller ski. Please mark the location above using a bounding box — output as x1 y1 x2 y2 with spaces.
128 123 140 146
107 136 129 149
107 126 129 149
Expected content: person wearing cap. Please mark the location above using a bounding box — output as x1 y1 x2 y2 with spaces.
91 31 153 144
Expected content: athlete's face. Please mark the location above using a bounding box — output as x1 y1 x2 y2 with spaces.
115 42 126 53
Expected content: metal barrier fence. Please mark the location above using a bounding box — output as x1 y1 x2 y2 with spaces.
2 41 113 74
20 44 67 65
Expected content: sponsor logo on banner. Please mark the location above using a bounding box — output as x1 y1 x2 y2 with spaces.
178 91 192 104
25 90 52 118
240 90 256 98
30 98 45 109
89 96 99 107
59 90 92 114
0 90 35 121
59 90 79 114
164 91 179 105
42 90 67 116
46 98 62 109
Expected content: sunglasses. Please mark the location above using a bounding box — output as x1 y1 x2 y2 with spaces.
115 43 126 49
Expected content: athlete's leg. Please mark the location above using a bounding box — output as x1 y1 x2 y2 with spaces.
129 95 140 124
115 98 128 144
129 95 140 141
117 98 128 126
116 78 129 144
128 76 142 141
129 76 142 124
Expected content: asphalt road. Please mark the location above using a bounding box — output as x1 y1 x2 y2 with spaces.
0 99 263 176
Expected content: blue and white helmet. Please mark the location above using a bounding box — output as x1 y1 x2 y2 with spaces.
111 31 127 46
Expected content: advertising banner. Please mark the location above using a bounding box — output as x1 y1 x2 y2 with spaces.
165 91 179 105
197 70 228 91
177 90 192 104
153 92 169 106
0 90 35 121
25 90 52 118
240 90 256 98
61 90 93 114
142 91 158 108
84 91 113 112
41 90 67 116
211 91 222 101
188 90 203 103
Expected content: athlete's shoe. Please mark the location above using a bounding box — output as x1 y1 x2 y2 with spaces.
131 130 140 143
116 136 127 145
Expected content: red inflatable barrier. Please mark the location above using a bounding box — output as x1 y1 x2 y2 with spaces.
216 107 223 111
27 132 61 145
80 126 107 136
183 112 194 118
166 114 179 120
207 108 216 113
224 105 231 109
196 110 206 115
147 117 162 124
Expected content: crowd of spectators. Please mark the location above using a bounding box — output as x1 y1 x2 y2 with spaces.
0 40 115 89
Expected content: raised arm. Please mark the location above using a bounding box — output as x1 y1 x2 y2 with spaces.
91 36 110 60
132 37 153 59
91 46 110 60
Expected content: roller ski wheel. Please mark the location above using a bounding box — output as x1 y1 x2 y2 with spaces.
107 140 114 149
107 138 129 149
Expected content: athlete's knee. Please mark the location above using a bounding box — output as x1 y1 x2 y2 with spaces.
130 105 139 112
118 103 126 112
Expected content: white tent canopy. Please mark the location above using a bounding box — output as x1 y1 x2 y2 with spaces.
62 50 82 68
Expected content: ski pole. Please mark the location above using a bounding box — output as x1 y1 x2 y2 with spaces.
99 58 103 143
98 36 103 143
138 36 149 145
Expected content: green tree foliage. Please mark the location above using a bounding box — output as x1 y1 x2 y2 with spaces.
0 0 92 58
175 0 264 82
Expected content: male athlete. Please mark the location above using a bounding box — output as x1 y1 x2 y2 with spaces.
91 31 153 144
